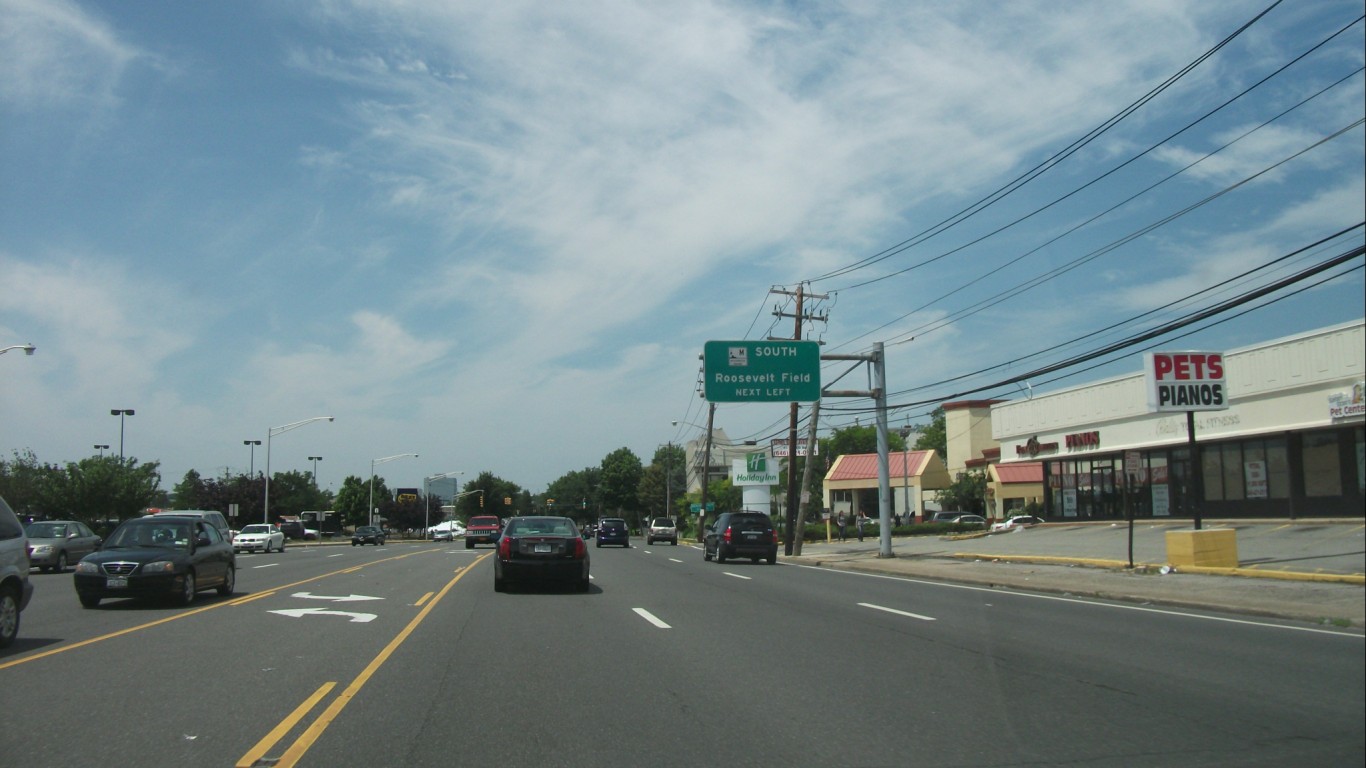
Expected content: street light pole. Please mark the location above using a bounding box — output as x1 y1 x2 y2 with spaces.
264 416 334 525
94 444 109 458
0 344 36 356
110 409 135 463
424 471 464 540
308 456 323 486
370 453 419 527
244 440 261 477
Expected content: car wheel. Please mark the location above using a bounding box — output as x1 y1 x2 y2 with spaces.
352 541 358 546
577 575 590 593
494 573 506 592
176 571 197 607
766 554 777 564
465 540 473 549
0 586 19 648
703 545 712 561
56 551 69 573
279 540 285 551
78 594 101 609
715 546 727 564
217 566 235 596
39 565 51 573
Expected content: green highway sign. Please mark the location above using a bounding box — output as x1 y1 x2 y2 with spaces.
703 340 821 403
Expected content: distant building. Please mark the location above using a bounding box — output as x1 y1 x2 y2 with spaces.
822 450 950 523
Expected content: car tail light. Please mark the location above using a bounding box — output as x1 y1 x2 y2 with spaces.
572 537 586 559
770 529 779 544
723 526 733 543
498 536 512 558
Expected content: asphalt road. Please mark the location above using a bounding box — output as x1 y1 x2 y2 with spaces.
2 539 1362 767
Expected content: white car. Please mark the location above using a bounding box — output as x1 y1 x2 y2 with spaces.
990 515 1043 533
233 523 286 553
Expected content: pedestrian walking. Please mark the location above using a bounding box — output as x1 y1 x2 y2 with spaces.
836 510 847 541
856 512 866 542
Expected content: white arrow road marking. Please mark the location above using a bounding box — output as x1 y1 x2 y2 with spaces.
269 608 377 623
290 592 384 602
859 602 936 621
633 608 671 629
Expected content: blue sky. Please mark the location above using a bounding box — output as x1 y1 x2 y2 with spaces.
2 0 1363 495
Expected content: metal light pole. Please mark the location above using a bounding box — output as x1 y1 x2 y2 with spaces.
0 344 36 356
244 440 261 477
308 456 323 485
94 444 109 457
110 409 135 463
264 416 334 525
424 471 464 539
370 453 419 527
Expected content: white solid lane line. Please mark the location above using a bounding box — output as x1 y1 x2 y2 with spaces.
859 602 936 621
633 608 672 629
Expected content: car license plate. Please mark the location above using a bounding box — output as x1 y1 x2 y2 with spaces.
106 577 128 589
534 543 552 553
745 533 758 540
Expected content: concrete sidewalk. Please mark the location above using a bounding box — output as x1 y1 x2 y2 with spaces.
783 520 1365 628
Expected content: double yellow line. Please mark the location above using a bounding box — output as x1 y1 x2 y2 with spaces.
235 553 489 768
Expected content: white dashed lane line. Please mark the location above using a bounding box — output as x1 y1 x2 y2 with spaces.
633 608 672 629
859 602 936 621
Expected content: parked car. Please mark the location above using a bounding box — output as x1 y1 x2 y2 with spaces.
494 516 590 592
704 512 779 564
24 520 102 572
595 518 629 548
233 523 286 553
279 520 306 540
73 515 235 608
465 515 503 548
990 515 1043 532
1 493 34 648
647 517 678 545
351 526 386 546
950 514 988 527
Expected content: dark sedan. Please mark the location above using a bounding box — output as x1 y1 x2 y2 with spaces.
73 516 235 608
494 516 590 592
351 525 386 546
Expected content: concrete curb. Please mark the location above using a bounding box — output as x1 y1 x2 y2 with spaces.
949 553 1366 585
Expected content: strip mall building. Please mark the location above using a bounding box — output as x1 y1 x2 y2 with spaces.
983 319 1364 520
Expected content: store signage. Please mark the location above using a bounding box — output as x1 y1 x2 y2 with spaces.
1328 381 1364 420
1145 351 1228 412
770 438 818 458
1015 436 1059 458
1065 431 1100 450
731 453 780 485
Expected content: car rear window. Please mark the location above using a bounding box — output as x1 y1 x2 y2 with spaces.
732 515 773 530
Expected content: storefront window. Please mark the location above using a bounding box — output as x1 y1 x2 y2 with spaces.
1222 443 1244 501
1265 438 1289 499
1202 445 1224 501
1302 431 1342 497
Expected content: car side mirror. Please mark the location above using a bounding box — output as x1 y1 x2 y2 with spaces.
196 534 211 547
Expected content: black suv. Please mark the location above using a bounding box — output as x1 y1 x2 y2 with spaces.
704 512 779 565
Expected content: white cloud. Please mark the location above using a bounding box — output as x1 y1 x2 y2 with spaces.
0 0 141 109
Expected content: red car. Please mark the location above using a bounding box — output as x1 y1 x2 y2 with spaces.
465 515 502 549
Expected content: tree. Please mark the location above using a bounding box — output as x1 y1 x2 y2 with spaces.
457 471 524 520
936 470 988 514
637 444 686 520
545 467 601 524
334 475 371 528
914 407 947 460
599 447 642 517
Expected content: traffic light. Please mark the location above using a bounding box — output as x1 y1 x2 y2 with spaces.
479 493 484 507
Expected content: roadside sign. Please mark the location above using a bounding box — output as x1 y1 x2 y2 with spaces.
1144 351 1228 412
703 340 821 403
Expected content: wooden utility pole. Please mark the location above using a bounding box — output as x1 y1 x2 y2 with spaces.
770 283 827 555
